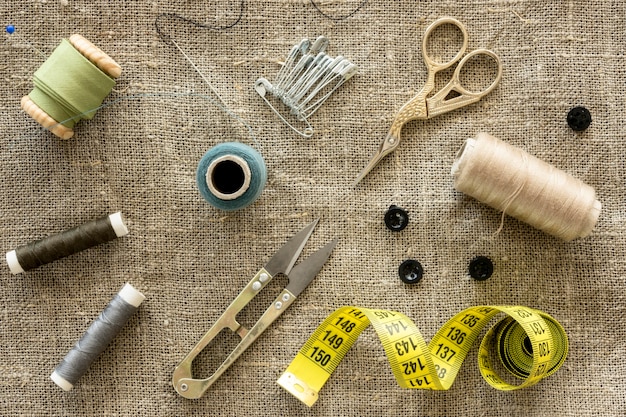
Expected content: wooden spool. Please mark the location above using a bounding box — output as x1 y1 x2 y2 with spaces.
21 34 121 139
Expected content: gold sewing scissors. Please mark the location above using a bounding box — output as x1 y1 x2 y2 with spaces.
172 219 337 399
354 17 503 185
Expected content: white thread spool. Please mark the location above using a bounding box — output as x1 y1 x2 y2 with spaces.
451 132 601 241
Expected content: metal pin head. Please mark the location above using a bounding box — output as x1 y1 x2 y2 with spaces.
310 36 329 54
254 78 272 97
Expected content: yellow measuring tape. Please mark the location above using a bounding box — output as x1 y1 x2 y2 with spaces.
277 306 567 407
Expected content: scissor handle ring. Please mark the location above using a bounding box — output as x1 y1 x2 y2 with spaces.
422 17 469 70
452 48 503 96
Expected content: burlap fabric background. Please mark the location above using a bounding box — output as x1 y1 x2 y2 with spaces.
1 0 624 416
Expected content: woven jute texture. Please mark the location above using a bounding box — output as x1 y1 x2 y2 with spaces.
1 1 624 416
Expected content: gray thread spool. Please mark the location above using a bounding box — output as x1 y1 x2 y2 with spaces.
5 212 129 274
51 283 145 391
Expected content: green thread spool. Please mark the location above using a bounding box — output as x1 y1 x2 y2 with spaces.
21 34 121 139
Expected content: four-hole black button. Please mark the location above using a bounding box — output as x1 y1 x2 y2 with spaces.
469 256 494 281
384 205 409 231
567 106 592 131
398 259 423 284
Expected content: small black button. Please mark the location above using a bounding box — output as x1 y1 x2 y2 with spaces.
398 259 423 284
384 205 409 231
469 256 493 281
567 106 592 131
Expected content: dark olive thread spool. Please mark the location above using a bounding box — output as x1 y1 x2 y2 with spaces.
6 212 128 274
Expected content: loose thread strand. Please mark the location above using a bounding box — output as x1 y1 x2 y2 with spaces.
154 1 245 42
152 3 260 149
4 30 47 60
310 0 369 21
44 92 262 152
168 37 226 106
492 152 528 237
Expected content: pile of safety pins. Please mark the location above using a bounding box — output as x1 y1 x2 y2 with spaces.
255 36 358 137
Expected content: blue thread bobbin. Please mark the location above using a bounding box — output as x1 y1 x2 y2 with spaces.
196 142 267 211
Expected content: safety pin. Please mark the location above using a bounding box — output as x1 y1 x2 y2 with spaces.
255 78 315 137
274 39 310 89
255 36 357 137
289 54 335 104
285 54 327 99
307 66 358 115
276 37 327 95
300 60 357 117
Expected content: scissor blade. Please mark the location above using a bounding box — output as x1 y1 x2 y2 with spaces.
286 238 338 297
353 133 399 186
354 151 386 186
264 219 319 277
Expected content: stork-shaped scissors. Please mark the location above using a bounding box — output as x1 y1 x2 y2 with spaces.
354 17 503 185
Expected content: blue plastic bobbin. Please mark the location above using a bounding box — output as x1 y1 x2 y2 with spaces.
196 142 267 211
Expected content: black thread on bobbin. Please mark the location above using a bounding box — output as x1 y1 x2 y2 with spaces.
155 0 245 43
310 0 369 21
52 293 140 388
11 214 123 273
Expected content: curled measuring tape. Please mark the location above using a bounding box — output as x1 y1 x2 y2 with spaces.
278 306 567 407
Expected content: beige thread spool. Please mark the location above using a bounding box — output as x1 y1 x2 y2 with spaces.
451 132 601 241
21 34 121 139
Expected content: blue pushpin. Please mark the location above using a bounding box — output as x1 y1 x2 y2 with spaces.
4 25 46 58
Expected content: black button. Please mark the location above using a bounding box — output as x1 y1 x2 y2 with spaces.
384 205 409 231
567 106 592 131
398 259 423 284
469 256 493 281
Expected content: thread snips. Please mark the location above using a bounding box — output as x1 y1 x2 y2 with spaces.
172 219 337 399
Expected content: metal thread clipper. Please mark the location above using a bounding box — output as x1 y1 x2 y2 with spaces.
172 219 337 399
255 36 358 137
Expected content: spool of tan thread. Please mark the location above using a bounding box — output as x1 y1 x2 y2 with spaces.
21 34 121 139
451 132 601 241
